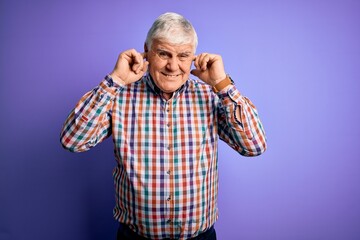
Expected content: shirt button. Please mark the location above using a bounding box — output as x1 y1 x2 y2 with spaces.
166 170 171 175
167 145 171 150
167 195 171 201
167 219 172 224
167 123 170 127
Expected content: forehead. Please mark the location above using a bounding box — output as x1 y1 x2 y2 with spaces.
152 39 194 53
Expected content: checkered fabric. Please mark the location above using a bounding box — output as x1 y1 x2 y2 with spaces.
60 74 266 239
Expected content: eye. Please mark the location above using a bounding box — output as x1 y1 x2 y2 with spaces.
157 51 170 59
178 53 191 61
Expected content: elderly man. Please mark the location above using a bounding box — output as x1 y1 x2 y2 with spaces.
61 12 266 240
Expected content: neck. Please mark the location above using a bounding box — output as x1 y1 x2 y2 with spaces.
162 92 173 100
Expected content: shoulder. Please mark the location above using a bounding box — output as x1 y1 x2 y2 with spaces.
184 78 219 105
121 77 148 92
187 78 215 95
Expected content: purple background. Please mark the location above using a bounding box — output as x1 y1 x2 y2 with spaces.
1 0 360 239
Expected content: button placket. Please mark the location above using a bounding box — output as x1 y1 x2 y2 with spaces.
162 99 173 226
165 100 172 152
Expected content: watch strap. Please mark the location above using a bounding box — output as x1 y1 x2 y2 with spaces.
212 75 233 93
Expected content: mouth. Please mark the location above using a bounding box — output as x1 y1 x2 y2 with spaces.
161 72 182 78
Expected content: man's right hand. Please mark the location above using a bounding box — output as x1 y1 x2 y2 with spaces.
110 49 149 85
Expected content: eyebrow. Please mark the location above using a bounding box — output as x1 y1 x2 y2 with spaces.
156 49 192 55
156 47 192 53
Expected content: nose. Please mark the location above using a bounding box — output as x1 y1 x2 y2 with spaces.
166 57 180 72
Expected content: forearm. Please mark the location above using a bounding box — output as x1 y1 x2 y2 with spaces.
217 85 267 156
60 76 122 152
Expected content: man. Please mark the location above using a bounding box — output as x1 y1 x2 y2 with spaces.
61 12 266 240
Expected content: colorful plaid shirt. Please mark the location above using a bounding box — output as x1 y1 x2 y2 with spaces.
61 74 266 239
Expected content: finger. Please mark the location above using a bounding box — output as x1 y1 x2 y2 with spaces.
132 53 144 73
196 53 205 70
199 53 210 71
194 54 201 69
135 52 148 72
133 61 148 81
131 61 141 73
141 61 149 73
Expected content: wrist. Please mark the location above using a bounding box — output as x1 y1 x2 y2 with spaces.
109 73 126 86
211 74 227 86
212 75 233 93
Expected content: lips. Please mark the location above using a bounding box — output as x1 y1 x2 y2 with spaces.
161 72 182 77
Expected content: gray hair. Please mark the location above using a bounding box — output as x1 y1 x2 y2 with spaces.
145 12 198 53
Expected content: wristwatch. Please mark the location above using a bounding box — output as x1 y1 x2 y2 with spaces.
212 75 234 93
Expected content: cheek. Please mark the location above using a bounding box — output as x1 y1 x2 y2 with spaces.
181 62 193 71
148 58 164 71
149 63 165 74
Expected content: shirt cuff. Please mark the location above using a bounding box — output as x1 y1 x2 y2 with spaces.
99 75 124 95
216 85 244 105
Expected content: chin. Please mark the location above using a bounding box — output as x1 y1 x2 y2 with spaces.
155 80 186 92
159 84 181 93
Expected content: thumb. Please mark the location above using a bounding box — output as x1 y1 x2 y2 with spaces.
191 69 211 84
191 69 202 77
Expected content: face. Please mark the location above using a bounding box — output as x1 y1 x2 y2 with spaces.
146 39 194 96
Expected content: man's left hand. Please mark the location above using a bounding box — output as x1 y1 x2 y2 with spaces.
191 53 227 86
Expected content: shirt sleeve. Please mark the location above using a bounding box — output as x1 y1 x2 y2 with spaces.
60 76 123 152
216 85 267 156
